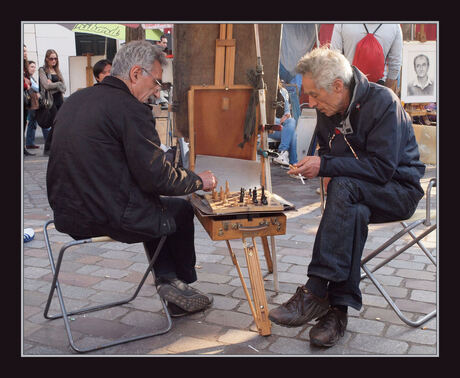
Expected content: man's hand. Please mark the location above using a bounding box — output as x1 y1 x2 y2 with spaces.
288 156 321 179
198 170 218 192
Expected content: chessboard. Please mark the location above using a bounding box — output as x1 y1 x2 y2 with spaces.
202 182 285 215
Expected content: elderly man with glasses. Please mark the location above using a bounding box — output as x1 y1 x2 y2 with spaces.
47 41 218 317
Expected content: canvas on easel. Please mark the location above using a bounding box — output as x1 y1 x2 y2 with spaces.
401 41 436 104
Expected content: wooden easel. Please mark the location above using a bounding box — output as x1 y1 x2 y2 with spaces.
188 24 284 336
84 53 94 88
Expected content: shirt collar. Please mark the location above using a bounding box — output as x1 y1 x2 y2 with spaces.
412 77 433 90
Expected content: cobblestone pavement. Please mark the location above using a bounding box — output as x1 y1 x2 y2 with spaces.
22 132 437 356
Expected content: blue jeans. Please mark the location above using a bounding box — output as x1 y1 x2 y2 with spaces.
305 176 423 310
271 116 298 164
25 109 50 146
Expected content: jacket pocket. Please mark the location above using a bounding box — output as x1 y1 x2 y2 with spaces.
120 184 176 238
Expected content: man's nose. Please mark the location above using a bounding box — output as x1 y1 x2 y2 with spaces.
309 97 317 108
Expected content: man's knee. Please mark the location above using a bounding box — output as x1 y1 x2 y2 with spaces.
327 177 356 199
283 117 296 131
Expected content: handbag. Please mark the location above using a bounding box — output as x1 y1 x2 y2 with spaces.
35 101 56 129
24 89 31 108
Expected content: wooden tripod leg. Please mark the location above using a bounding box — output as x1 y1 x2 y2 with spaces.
242 236 271 336
270 235 279 293
225 240 257 322
261 236 273 273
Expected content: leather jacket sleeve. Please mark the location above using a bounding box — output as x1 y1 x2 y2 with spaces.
122 103 203 196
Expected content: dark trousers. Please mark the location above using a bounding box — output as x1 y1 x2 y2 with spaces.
305 176 423 310
70 197 198 284
44 93 63 152
144 197 198 284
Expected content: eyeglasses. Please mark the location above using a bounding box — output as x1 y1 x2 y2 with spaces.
141 68 162 87
48 57 58 61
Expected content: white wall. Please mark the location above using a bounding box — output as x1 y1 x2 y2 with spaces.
23 23 76 97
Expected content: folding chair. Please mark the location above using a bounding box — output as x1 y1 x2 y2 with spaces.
319 177 437 327
42 220 172 353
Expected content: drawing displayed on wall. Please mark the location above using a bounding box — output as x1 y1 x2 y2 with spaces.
401 41 436 103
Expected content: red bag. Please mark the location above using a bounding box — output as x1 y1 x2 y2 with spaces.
352 24 384 83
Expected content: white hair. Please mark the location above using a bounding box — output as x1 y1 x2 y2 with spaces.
111 40 167 79
296 46 353 91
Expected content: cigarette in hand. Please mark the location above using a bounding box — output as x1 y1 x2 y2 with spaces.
289 164 305 185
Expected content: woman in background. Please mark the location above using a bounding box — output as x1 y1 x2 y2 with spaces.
39 49 66 156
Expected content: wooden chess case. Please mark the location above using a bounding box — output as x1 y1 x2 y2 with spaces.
192 206 287 241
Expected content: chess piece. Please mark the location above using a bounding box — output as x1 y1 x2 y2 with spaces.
212 188 217 201
261 185 268 205
239 188 245 203
252 187 258 204
225 181 230 196
219 187 224 201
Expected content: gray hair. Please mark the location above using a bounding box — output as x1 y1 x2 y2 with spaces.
111 40 167 79
295 46 353 92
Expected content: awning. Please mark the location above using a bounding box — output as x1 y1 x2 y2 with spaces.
60 23 163 41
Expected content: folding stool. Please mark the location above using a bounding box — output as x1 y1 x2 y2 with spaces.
360 178 437 327
319 177 437 327
42 220 172 353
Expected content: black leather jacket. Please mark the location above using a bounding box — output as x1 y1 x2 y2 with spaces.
47 76 203 243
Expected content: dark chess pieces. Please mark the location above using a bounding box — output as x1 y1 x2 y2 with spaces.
252 187 258 204
261 185 268 205
239 188 245 203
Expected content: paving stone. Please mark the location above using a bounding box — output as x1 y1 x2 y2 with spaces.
205 309 253 330
24 266 51 279
410 289 437 303
408 344 437 355
349 334 409 354
211 295 241 311
385 324 437 345
404 279 436 291
41 271 104 288
159 336 225 354
92 279 135 292
346 317 385 336
268 336 310 355
280 255 309 265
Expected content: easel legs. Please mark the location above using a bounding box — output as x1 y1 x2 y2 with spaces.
225 237 271 336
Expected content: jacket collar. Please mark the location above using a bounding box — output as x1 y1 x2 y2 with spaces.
97 75 132 95
335 67 370 135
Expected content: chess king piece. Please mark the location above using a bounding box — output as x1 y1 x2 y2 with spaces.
252 187 258 204
261 185 268 205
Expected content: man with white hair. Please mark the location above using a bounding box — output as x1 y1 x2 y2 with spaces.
268 47 425 347
47 41 218 317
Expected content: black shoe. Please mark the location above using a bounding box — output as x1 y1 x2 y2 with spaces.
24 148 35 156
156 277 213 313
166 301 205 318
26 145 40 149
309 307 348 347
268 285 329 327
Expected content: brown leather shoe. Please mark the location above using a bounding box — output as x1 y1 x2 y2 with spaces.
268 285 329 327
309 307 348 347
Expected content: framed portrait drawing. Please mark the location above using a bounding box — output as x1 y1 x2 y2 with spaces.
401 41 437 103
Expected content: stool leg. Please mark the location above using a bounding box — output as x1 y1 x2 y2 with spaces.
43 224 172 353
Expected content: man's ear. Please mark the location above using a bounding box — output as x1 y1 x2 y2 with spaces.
129 66 141 83
332 78 344 93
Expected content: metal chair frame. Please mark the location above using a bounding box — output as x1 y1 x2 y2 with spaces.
43 220 172 353
319 177 437 327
